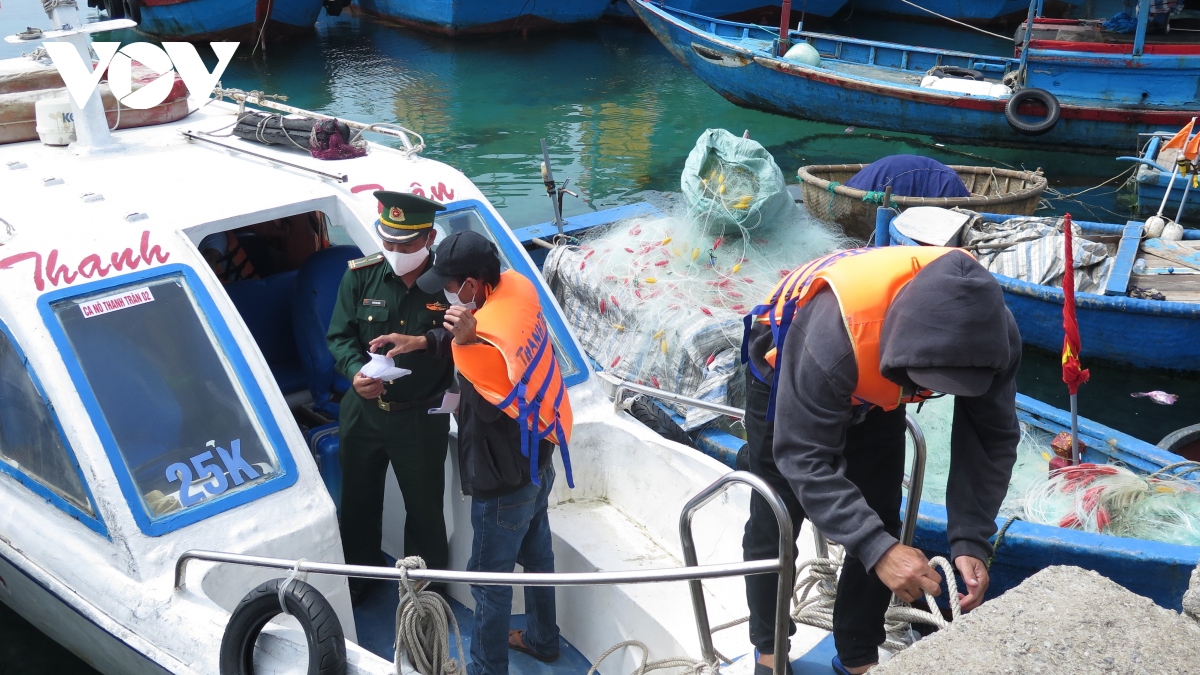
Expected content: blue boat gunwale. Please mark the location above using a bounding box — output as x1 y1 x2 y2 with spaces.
642 1 1019 68
888 213 1200 320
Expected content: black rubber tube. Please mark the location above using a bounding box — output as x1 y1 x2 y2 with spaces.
123 0 141 23
1159 423 1200 454
628 396 696 449
1005 88 1060 136
930 66 984 81
103 0 125 18
220 578 346 675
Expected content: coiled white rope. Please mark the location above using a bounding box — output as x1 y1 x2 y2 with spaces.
586 640 720 675
394 557 465 675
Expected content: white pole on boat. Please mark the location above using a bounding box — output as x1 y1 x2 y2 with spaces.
43 2 116 151
1146 117 1196 236
1070 393 1080 465
1174 166 1194 224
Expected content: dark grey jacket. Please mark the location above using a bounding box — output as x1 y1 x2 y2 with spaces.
749 251 1021 571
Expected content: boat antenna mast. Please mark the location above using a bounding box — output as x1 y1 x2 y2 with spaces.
539 138 578 239
4 2 135 152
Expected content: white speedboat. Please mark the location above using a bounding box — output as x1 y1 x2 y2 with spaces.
0 4 822 674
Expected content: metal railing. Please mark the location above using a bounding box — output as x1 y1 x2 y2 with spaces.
598 371 746 420
599 375 928 547
176 471 794 675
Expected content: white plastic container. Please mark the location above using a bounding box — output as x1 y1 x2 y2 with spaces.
34 97 75 146
919 75 1011 99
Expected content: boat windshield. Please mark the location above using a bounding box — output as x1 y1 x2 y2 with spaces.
50 274 279 520
434 206 581 381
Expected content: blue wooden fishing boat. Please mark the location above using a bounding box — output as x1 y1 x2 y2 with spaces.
603 0 848 22
628 1 1200 150
117 0 326 41
514 201 1200 611
850 0 1082 24
881 212 1200 373
1127 131 1200 226
353 0 612 35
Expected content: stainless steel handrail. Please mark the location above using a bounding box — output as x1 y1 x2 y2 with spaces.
900 413 927 548
174 552 781 592
679 471 793 675
598 371 746 419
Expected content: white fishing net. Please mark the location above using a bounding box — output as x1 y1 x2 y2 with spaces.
907 395 1200 547
543 195 854 428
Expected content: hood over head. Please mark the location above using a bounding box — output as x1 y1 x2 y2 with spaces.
879 250 1013 398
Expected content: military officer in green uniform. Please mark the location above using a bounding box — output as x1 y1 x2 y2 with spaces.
327 191 454 604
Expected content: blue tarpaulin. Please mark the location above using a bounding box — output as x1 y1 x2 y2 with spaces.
844 154 970 199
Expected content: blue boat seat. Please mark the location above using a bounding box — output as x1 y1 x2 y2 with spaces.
293 245 362 418
225 271 308 395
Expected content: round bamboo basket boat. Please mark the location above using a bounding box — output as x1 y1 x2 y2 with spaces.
797 164 1047 239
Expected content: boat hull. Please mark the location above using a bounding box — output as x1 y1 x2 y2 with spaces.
353 0 613 35
136 0 324 41
629 1 1197 150
0 552 172 675
850 0 1080 23
606 0 848 21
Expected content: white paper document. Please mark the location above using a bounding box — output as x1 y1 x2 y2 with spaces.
358 352 411 382
427 392 461 415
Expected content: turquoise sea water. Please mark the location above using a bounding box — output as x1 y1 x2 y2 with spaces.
0 4 1197 671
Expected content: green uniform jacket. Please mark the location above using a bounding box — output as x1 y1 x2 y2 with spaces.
326 253 454 403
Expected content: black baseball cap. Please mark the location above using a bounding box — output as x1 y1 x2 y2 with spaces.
417 230 499 293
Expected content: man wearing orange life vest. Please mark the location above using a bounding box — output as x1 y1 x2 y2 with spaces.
412 230 573 675
740 246 1021 675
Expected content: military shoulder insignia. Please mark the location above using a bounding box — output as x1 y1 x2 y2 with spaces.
348 252 385 270
389 206 405 222
426 302 449 311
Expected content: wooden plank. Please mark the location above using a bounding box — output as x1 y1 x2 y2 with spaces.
1130 273 1200 291
1140 238 1200 273
1104 223 1144 296
1162 291 1200 303
1140 251 1197 269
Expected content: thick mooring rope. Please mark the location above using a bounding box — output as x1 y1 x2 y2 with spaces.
394 557 466 675
586 640 720 675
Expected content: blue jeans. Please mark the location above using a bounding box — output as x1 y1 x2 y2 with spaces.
467 465 560 675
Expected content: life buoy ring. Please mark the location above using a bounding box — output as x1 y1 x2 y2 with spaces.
930 66 983 81
219 578 347 675
1005 88 1060 136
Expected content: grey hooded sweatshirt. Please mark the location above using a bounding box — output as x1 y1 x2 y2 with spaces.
749 250 1021 571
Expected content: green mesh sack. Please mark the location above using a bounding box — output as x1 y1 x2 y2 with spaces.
681 128 797 235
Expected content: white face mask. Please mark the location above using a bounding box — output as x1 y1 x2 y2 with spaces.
444 280 477 310
382 246 429 276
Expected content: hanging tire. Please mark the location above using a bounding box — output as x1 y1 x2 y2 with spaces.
219 578 347 675
123 0 141 23
930 66 983 81
1005 88 1060 136
628 396 696 449
103 0 125 18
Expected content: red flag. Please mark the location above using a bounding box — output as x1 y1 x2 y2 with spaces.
1061 213 1090 394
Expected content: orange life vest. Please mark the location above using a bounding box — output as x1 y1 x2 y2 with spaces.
217 232 256 284
452 270 574 487
743 246 963 418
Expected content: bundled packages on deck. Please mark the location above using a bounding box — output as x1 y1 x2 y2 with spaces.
232 112 367 160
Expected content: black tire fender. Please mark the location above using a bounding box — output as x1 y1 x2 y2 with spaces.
628 396 696 449
930 66 984 81
219 578 347 675
1005 88 1060 136
103 0 125 18
123 0 141 23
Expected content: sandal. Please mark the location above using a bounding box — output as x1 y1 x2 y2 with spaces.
508 629 559 663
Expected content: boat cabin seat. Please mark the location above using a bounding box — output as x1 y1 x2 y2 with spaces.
224 270 308 396
292 245 362 419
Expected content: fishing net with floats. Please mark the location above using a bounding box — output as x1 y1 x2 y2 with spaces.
681 129 797 236
905 395 1200 547
543 193 853 429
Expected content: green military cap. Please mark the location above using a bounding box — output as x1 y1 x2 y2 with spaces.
374 191 447 243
